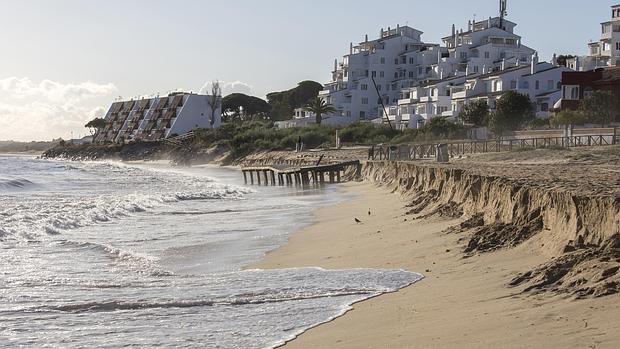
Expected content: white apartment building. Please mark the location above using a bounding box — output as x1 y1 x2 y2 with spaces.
392 54 570 128
568 4 620 71
319 25 437 122
319 2 538 128
94 93 221 143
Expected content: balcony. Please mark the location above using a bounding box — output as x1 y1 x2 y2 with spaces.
441 110 457 118
398 98 419 105
452 89 476 99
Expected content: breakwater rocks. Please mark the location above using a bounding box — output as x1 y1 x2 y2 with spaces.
362 161 620 298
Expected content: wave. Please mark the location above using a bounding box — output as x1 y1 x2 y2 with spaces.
0 177 34 190
56 240 173 276
36 290 372 314
0 186 250 242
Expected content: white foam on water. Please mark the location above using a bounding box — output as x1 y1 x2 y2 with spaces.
0 156 423 348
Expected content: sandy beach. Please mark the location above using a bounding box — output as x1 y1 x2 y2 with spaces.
253 181 620 348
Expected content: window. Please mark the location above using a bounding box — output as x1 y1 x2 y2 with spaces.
361 84 368 90
510 80 517 89
493 80 501 92
372 71 377 77
563 85 580 100
473 66 479 73
430 88 435 96
394 58 399 64
409 71 414 78
394 72 398 78
360 111 366 119
616 42 620 51
535 80 540 90
409 57 415 64
540 103 549 112
460 52 467 59
379 71 385 78
484 51 490 59
361 98 369 105
346 111 351 117
380 57 386 64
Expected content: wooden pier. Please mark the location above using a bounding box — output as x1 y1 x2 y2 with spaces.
241 160 361 187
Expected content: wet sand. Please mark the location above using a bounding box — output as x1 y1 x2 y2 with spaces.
253 182 620 349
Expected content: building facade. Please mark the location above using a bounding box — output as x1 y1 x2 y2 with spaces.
560 67 620 122
318 2 546 129
94 93 221 143
319 26 432 122
568 4 620 71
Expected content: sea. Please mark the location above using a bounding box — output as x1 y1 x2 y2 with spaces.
0 155 422 348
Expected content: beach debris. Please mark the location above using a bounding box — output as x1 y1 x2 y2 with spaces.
354 218 362 224
368 209 372 216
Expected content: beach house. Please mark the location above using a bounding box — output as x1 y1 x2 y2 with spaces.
94 93 221 143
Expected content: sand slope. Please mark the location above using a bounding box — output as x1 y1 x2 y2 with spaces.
253 182 620 349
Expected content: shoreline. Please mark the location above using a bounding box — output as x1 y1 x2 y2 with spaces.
252 181 620 349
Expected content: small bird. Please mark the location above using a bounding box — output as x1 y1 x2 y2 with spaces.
368 209 371 216
354 218 362 224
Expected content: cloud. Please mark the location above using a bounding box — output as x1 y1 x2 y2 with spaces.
0 77 117 103
0 77 117 141
199 80 255 96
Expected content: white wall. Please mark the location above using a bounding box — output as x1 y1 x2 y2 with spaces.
168 95 221 137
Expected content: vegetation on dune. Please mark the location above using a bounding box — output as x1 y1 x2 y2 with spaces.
550 110 587 128
488 91 535 137
303 97 337 125
85 118 107 135
266 81 324 120
458 100 489 127
579 91 617 127
221 93 271 122
192 119 468 158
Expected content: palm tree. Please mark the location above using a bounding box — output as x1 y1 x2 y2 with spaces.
304 97 337 125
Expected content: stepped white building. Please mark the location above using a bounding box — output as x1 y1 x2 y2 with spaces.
319 25 438 122
317 1 571 129
94 93 221 143
568 4 620 71
395 54 571 128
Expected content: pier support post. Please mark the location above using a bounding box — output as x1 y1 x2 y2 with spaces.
243 171 247 184
256 171 261 185
249 171 254 185
329 171 334 183
263 170 269 185
336 170 341 183
271 171 276 186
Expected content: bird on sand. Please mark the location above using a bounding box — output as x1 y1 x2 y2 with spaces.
368 209 371 216
355 218 362 224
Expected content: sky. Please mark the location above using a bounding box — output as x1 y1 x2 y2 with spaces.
0 0 614 141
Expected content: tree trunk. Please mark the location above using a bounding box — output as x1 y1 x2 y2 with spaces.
316 112 322 125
